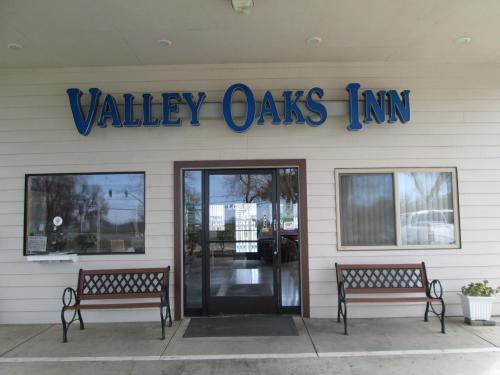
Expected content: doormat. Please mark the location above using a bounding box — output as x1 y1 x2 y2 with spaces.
183 315 299 337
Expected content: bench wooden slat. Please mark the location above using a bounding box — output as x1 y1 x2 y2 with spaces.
66 302 161 310
337 263 426 270
79 292 161 300
78 267 168 275
345 287 426 294
347 297 431 303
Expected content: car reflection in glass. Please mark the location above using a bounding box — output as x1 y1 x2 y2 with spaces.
401 209 454 245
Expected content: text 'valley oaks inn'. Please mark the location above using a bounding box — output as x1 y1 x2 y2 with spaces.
66 83 410 135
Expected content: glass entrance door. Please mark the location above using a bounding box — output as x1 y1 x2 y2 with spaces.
206 171 278 314
183 167 301 316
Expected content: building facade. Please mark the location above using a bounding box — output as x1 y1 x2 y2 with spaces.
1 62 499 323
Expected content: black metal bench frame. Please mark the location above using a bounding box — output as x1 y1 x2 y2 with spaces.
61 266 172 343
335 262 445 335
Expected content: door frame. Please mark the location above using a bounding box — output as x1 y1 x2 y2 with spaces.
174 159 310 320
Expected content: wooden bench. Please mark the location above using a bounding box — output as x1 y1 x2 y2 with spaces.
335 262 445 335
61 266 172 342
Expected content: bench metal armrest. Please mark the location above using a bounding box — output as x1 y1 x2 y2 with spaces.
427 279 443 299
338 281 346 302
62 287 79 309
161 285 169 306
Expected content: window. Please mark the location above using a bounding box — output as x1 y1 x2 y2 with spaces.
183 170 203 311
335 168 460 250
24 172 145 255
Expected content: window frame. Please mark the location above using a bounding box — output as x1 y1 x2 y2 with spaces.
335 167 461 251
23 171 146 256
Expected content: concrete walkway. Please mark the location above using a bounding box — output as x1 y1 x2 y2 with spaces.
0 317 499 374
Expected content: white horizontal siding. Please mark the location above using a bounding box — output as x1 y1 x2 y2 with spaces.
1 61 500 322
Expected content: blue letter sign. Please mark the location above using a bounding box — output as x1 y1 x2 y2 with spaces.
346 83 362 131
66 87 102 136
257 91 281 125
305 87 327 127
98 94 122 128
388 89 411 123
66 83 410 135
223 83 256 133
123 93 141 127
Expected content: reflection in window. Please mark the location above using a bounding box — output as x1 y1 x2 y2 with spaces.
399 172 455 245
208 174 273 244
208 173 275 300
337 169 459 248
25 173 145 255
184 170 203 310
279 168 300 307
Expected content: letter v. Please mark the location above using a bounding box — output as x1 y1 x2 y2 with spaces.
66 88 102 136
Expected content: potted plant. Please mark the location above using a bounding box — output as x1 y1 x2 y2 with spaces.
459 280 499 324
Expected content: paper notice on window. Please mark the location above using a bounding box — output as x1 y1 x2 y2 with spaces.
235 203 258 253
282 202 298 230
209 204 225 231
27 236 47 253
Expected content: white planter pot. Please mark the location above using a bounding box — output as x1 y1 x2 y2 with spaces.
459 293 496 321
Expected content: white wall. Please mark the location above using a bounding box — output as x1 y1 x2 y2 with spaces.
1 62 499 323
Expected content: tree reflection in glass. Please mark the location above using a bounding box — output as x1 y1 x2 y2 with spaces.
25 173 145 254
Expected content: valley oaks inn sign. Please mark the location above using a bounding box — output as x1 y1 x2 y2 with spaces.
66 83 411 136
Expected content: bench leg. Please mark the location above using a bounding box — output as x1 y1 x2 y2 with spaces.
160 287 172 339
167 300 172 327
427 299 446 334
424 301 430 322
61 308 69 343
61 287 79 342
343 307 348 335
337 301 341 323
337 299 347 335
160 311 166 340
78 310 85 330
439 299 446 334
160 300 171 339
337 284 348 335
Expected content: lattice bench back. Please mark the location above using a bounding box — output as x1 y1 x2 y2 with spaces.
77 267 170 300
335 263 428 294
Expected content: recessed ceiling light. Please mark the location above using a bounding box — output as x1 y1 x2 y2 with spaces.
7 43 23 50
158 39 172 47
306 36 322 47
455 36 472 45
231 0 253 14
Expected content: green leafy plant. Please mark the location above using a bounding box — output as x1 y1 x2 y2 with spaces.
462 280 499 297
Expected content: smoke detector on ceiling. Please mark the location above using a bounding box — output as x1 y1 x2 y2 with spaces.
306 36 322 47
8 43 23 50
455 36 472 45
231 0 253 14
157 39 172 47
